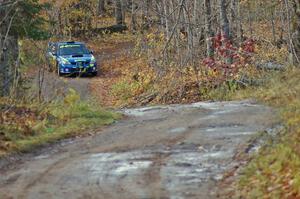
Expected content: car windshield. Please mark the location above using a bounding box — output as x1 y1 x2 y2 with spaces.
58 44 90 55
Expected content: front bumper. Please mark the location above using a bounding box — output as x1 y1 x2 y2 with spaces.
59 63 97 74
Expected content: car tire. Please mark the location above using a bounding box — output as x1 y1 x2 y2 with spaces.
91 71 98 77
57 67 62 77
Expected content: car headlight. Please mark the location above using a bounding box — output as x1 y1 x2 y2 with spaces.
60 57 71 65
90 55 96 64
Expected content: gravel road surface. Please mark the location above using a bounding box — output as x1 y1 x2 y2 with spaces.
0 100 277 199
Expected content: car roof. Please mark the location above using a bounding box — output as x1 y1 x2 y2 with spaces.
56 41 85 46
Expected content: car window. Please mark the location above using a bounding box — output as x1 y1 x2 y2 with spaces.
58 44 90 55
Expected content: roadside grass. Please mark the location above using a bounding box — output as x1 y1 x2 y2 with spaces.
222 67 300 198
0 89 120 156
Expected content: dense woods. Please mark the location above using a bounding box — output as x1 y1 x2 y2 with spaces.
1 0 300 98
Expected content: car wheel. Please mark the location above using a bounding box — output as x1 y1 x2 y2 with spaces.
57 66 62 77
91 71 98 77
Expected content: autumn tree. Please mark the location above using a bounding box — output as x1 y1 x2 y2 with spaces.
0 0 49 96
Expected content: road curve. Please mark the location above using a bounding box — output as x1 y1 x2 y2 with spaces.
36 41 134 102
0 100 277 199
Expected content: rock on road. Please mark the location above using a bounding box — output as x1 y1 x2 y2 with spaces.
0 100 277 199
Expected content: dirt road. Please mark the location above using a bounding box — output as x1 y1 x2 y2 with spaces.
0 100 277 199
38 41 133 101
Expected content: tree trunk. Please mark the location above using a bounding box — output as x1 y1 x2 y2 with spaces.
0 8 19 96
0 33 19 96
236 0 243 44
219 0 230 40
130 0 137 32
219 0 232 64
142 0 151 29
291 0 300 64
204 0 214 57
229 0 238 43
98 0 106 16
115 0 124 25
271 11 276 44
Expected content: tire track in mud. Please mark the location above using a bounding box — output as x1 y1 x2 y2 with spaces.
19 154 81 198
142 132 195 198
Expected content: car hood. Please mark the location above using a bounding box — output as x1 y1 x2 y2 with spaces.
59 54 93 62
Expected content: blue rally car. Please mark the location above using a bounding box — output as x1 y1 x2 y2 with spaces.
46 41 98 76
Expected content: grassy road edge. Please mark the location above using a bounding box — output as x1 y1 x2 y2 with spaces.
219 67 300 198
0 90 121 157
